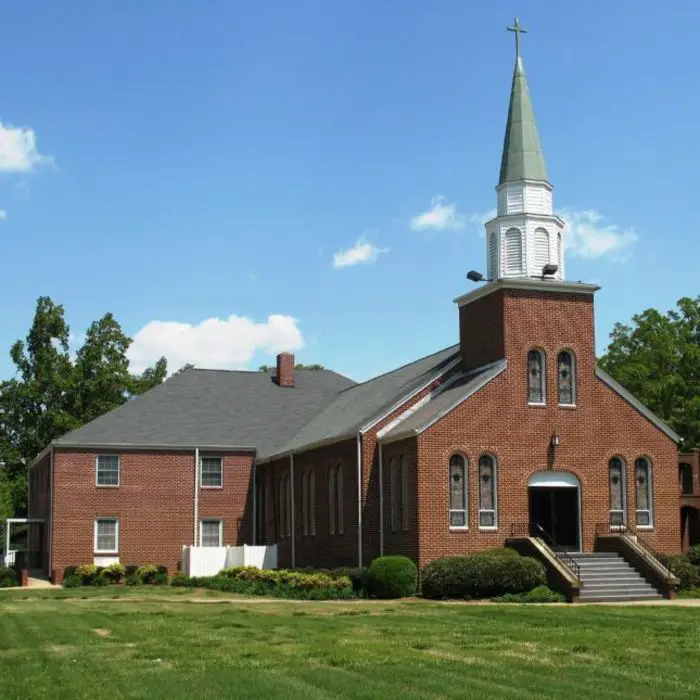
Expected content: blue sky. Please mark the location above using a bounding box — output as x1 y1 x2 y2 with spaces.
0 1 698 382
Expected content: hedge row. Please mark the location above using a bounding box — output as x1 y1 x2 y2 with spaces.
658 546 700 591
0 566 18 588
62 563 168 588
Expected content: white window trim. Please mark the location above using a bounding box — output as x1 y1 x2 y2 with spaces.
478 454 498 531
199 519 223 547
200 456 223 489
95 455 120 488
449 454 469 531
634 457 654 530
527 349 547 406
94 518 119 554
557 350 577 407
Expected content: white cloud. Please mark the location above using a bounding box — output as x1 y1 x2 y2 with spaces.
468 208 497 237
0 210 7 220
332 236 389 268
0 122 52 172
127 314 304 373
559 209 639 261
410 196 465 231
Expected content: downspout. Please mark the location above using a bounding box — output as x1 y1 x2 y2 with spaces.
290 453 295 569
378 439 384 557
357 432 363 568
252 454 257 545
193 448 200 546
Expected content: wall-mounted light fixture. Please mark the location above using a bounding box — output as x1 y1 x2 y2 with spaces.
550 433 560 448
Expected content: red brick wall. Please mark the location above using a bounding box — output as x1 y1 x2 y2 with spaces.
48 449 254 582
459 290 505 371
276 353 295 387
416 288 680 568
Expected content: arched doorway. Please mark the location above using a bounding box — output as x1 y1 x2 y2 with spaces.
527 471 581 552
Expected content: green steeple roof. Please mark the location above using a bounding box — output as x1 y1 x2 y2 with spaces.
498 55 548 185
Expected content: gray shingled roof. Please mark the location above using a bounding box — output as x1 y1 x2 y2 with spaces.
275 345 460 456
54 368 356 458
381 360 507 442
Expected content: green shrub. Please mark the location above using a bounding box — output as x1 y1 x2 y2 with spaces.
103 563 126 584
136 564 159 584
126 573 140 586
62 574 81 588
75 564 101 585
92 572 109 587
330 567 370 594
686 545 700 567
422 552 546 600
170 572 190 587
187 574 356 600
492 585 565 603
366 556 418 599
664 555 700 590
63 565 78 579
154 572 169 586
0 566 18 588
125 565 139 577
220 566 351 592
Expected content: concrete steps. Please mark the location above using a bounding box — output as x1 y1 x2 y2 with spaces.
569 552 663 603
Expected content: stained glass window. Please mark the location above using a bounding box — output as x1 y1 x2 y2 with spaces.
635 457 652 527
609 457 625 526
558 351 575 405
528 350 545 404
478 455 497 527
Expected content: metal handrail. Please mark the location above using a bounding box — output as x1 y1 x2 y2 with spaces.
509 522 581 579
595 521 673 583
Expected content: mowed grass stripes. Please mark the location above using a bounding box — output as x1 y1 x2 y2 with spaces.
1 590 699 699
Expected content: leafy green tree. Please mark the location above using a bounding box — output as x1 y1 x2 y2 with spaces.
258 363 325 372
0 297 168 515
599 296 700 448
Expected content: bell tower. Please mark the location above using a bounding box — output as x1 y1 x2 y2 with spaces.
485 18 565 281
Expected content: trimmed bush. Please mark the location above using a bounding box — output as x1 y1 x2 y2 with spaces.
125 565 139 577
63 565 78 580
154 572 169 586
103 563 126 584
492 585 565 603
126 573 140 586
686 545 700 567
220 566 352 592
62 574 81 588
136 564 159 584
0 566 18 588
664 555 700 590
422 552 546 600
367 556 418 599
92 572 109 587
75 564 101 585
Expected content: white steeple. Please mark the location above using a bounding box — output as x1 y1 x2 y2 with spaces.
485 18 565 281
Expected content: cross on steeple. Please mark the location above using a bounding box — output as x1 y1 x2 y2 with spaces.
507 17 527 59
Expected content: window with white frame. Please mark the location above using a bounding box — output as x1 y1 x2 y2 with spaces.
400 455 409 531
478 454 497 528
635 457 653 527
200 519 223 547
449 454 467 528
609 457 626 526
528 349 546 404
557 351 576 405
96 455 120 486
200 456 223 488
328 464 336 535
94 518 119 553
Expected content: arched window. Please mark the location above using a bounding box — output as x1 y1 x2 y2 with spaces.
336 462 344 535
488 232 498 280
680 463 693 495
557 351 576 405
534 228 550 274
504 228 523 275
528 349 546 404
449 454 468 528
328 464 336 535
478 454 497 527
635 457 653 527
609 457 626 526
390 456 398 532
400 454 409 531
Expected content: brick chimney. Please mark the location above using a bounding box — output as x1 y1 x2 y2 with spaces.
276 352 295 387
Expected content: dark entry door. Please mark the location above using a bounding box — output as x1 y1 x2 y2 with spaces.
528 487 579 551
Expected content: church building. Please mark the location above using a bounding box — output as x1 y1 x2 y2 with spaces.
28 21 681 594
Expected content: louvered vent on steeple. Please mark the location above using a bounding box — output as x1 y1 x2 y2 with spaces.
504 228 523 275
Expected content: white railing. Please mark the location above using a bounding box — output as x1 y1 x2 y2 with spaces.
2 550 17 567
181 544 278 578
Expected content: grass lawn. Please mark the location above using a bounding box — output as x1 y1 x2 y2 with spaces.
2 589 700 699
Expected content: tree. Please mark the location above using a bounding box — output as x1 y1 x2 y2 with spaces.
599 295 700 448
258 363 326 372
0 297 168 516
